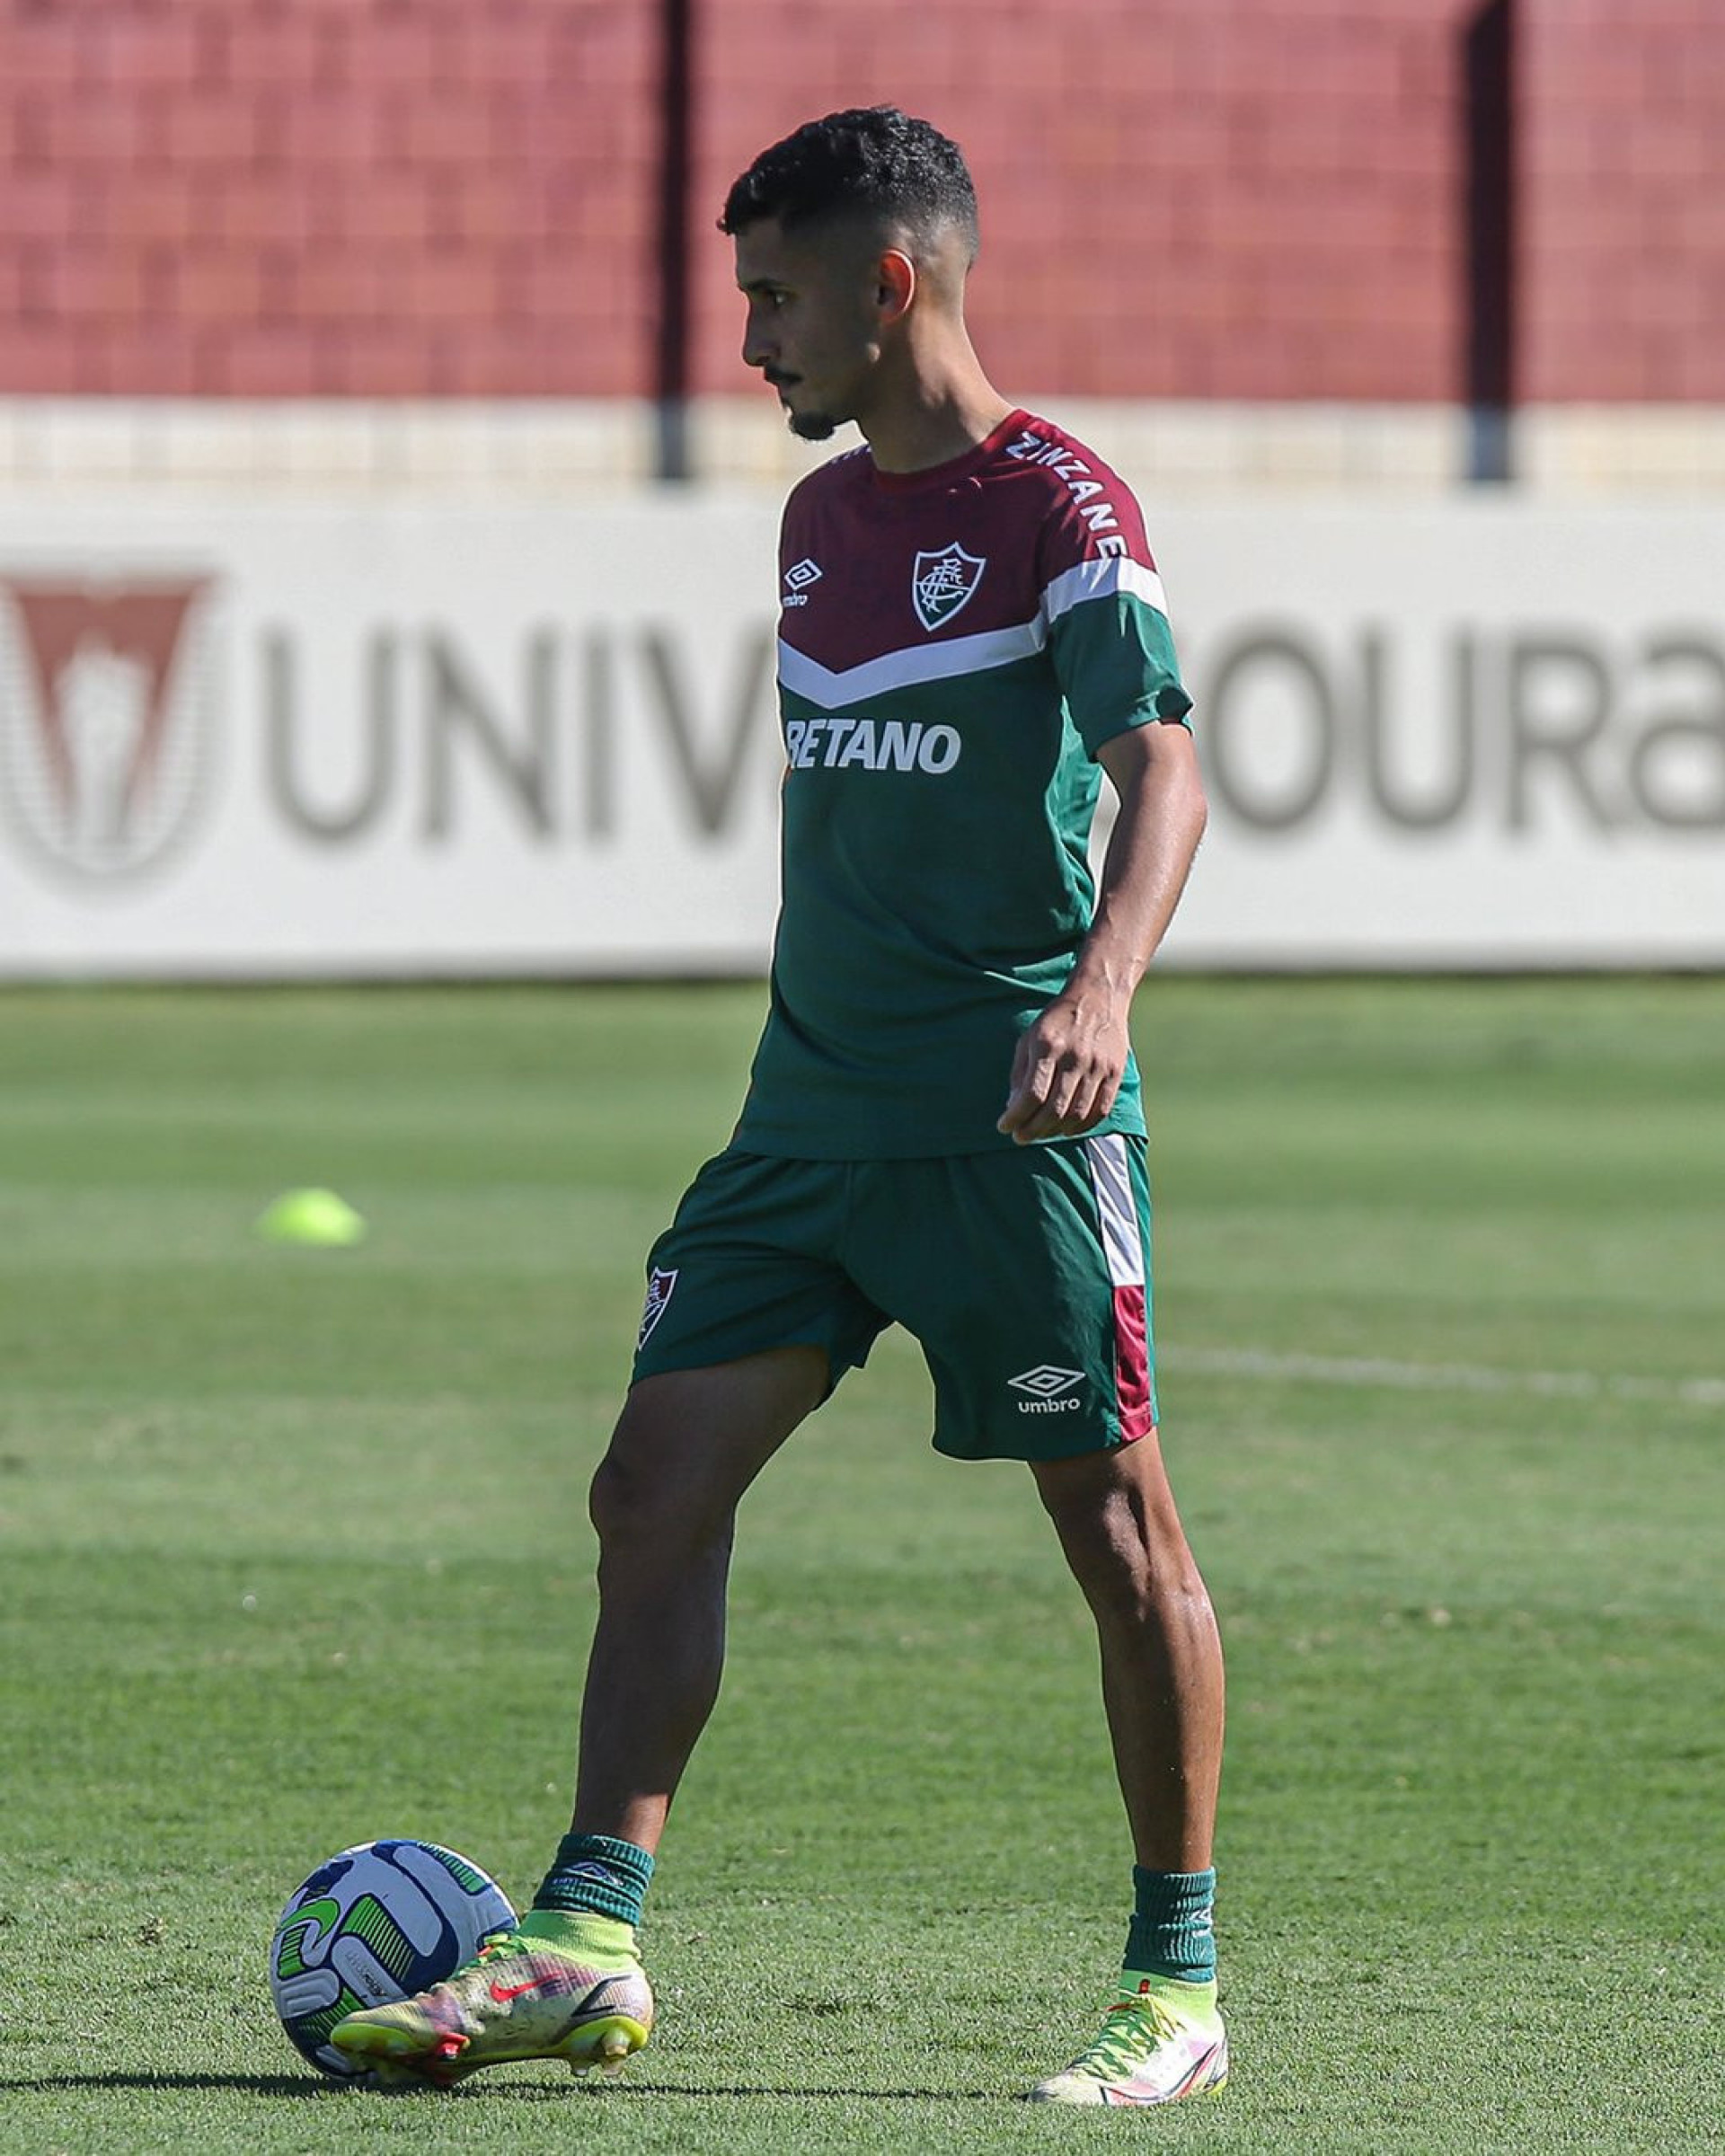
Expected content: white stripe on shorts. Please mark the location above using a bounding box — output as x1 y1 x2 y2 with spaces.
1084 1133 1144 1288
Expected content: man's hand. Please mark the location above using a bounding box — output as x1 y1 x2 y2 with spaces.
995 720 1207 1147
996 994 1130 1144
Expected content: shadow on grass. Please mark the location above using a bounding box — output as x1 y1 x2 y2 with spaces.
0 2073 333 2098
596 2084 1004 2103
0 2071 1003 2102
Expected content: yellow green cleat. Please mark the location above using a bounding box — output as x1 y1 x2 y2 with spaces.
331 1911 653 2088
1027 1976 1228 2107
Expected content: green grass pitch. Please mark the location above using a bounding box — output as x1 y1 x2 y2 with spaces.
0 977 1721 2153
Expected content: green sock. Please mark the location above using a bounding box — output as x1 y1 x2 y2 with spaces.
1123 1866 1216 1986
531 1832 654 1930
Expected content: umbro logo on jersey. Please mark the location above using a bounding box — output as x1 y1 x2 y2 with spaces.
911 543 986 633
1009 1364 1084 1413
783 558 822 608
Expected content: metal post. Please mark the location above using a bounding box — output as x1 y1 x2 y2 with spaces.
653 0 694 482
1463 0 1516 482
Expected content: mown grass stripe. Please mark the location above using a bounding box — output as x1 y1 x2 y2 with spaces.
1165 1344 1725 1409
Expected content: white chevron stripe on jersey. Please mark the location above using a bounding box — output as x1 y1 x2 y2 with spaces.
777 557 1171 711
778 620 1043 710
1041 556 1169 627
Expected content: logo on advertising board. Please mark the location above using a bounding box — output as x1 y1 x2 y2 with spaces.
910 543 986 634
0 575 217 884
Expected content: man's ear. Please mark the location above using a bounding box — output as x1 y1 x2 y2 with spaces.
876 249 916 324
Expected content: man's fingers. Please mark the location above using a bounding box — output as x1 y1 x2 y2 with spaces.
999 1063 1123 1144
1037 1049 1102 1125
1066 1065 1119 1127
999 1012 1128 1141
997 1048 1056 1132
996 1078 1044 1134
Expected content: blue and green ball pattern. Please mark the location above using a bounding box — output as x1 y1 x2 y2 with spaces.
269 1838 516 2077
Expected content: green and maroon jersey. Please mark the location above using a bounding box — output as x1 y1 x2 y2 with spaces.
733 408 1192 1160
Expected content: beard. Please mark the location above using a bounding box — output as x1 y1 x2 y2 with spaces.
765 366 843 443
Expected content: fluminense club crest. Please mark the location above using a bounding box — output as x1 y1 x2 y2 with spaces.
638 1266 679 1348
910 543 986 634
0 574 217 882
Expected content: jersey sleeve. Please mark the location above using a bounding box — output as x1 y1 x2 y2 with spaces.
1035 472 1193 758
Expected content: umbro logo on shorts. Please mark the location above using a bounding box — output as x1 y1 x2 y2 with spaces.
1010 1365 1084 1396
1009 1364 1084 1413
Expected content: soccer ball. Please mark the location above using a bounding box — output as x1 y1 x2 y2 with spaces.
269 1837 517 2077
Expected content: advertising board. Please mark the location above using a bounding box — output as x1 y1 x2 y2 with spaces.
3 499 1721 975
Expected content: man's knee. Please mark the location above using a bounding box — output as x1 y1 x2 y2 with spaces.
588 1350 827 1559
587 1438 651 1546
1034 1445 1205 1619
588 1396 712 1554
586 1368 772 1562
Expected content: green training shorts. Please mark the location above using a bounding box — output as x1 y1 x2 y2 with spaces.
630 1135 1158 1462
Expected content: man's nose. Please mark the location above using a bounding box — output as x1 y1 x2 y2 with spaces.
741 304 776 372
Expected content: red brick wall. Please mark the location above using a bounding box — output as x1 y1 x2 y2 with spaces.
694 0 1472 402
0 0 658 394
0 0 1721 404
1520 0 1725 402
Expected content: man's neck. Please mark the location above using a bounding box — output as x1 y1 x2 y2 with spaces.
861 368 1014 475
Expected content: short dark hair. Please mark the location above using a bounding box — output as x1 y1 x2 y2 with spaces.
719 107 978 254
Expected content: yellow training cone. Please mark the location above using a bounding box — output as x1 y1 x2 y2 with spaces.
254 1188 367 1247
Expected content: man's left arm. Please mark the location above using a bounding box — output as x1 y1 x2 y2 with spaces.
996 719 1208 1145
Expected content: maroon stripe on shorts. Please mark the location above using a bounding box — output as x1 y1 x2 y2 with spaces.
1111 1282 1154 1444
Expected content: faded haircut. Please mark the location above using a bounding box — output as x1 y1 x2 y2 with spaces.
719 106 978 258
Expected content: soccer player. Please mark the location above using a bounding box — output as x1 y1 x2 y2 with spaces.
334 106 1226 2109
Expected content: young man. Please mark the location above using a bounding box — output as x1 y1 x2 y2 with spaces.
334 106 1226 2109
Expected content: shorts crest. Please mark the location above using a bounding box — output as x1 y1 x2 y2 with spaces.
638 1266 678 1348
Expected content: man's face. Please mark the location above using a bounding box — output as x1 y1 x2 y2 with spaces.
734 216 886 442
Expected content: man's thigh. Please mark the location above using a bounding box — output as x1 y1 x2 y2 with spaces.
845 1135 1158 1463
602 1346 833 1538
631 1148 890 1396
